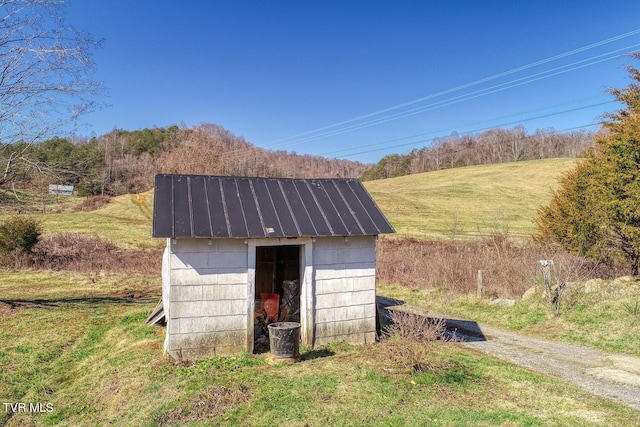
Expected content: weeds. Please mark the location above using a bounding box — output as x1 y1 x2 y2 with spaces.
383 310 457 374
156 384 250 426
384 310 450 343
5 232 162 273
73 195 112 212
168 352 264 377
377 235 620 299
622 300 639 317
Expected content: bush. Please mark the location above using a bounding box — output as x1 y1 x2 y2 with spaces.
73 195 111 212
384 310 449 343
382 310 455 373
0 215 42 255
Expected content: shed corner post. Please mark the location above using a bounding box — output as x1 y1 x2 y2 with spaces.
162 238 172 354
246 239 256 354
302 239 314 348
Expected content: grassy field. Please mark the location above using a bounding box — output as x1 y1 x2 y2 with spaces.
1 272 638 426
1 158 576 246
38 192 157 248
364 158 577 239
2 159 640 425
0 190 158 248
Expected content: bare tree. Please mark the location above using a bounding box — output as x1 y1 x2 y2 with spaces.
0 0 103 187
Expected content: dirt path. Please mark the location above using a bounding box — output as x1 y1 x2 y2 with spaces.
377 296 640 411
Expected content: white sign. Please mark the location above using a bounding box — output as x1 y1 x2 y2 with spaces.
49 185 74 195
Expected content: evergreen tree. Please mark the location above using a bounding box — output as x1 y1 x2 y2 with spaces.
535 54 640 274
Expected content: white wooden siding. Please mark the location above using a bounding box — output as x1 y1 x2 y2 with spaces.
166 238 249 358
312 236 377 346
164 235 379 360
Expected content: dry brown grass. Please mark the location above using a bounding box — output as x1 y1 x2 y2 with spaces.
8 232 162 274
157 385 250 426
382 310 457 374
73 195 112 212
376 235 621 298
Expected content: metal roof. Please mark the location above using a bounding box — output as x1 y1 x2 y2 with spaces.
152 174 395 239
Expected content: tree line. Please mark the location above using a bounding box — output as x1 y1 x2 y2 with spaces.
1 121 598 196
0 123 369 196
361 125 596 180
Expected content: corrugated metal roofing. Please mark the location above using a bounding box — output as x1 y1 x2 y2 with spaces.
152 174 395 239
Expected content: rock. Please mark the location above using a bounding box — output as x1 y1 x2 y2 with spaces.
490 298 517 307
607 276 640 296
522 286 539 300
584 279 604 293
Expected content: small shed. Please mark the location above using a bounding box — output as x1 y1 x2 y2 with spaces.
152 174 394 360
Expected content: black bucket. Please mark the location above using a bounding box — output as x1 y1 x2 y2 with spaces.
268 322 301 361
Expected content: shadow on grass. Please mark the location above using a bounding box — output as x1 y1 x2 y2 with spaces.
413 361 481 386
0 296 158 310
301 348 336 361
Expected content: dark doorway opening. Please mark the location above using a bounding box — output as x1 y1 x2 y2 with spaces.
254 245 301 353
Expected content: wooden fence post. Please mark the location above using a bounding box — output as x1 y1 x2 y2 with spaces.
476 270 484 298
538 260 554 303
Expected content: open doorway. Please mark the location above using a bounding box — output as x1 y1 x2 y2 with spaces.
253 245 301 353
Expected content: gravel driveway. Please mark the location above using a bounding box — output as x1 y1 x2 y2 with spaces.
377 296 640 411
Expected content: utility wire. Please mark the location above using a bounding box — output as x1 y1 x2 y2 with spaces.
261 28 640 148
260 45 638 150
201 31 640 162
318 95 610 157
211 97 608 162
214 44 637 161
216 96 611 162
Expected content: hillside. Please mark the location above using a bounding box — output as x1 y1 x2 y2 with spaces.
364 157 578 240
0 124 370 197
4 158 578 247
39 192 157 248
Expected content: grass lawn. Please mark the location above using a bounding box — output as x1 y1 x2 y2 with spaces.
378 280 640 356
1 271 639 426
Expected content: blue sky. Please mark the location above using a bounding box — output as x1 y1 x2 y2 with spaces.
68 1 640 163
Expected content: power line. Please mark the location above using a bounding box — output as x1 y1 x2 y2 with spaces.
202 30 640 163
318 95 610 157
214 45 636 162
259 45 638 151
216 96 611 162
260 29 640 149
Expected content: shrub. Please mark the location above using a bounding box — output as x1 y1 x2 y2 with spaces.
0 215 42 255
383 310 455 373
535 56 640 275
384 310 450 343
73 195 111 212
